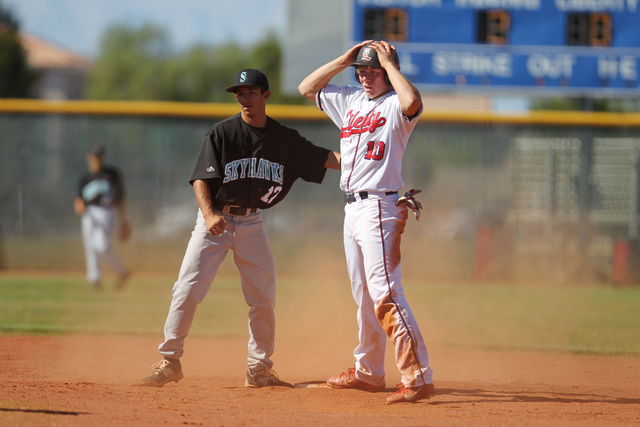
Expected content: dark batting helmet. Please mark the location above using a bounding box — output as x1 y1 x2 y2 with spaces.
350 42 400 86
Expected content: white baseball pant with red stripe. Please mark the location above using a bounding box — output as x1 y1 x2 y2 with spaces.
343 192 433 388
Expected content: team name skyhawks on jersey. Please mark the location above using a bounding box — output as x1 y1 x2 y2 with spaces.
340 110 387 138
223 157 284 185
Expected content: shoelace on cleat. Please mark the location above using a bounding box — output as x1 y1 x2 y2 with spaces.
260 368 280 380
340 367 356 380
394 383 409 394
151 359 172 374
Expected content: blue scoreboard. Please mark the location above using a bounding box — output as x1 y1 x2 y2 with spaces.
352 0 640 95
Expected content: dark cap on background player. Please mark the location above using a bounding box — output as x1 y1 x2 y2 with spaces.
225 68 269 93
89 143 105 158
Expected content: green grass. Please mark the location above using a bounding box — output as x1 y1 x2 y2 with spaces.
406 281 640 357
1 274 640 357
0 274 249 337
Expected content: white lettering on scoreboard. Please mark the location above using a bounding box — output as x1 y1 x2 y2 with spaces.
555 0 639 12
432 52 512 77
356 0 442 6
455 0 540 9
598 56 638 80
429 50 639 83
527 54 576 79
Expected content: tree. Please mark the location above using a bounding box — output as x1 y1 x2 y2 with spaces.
87 22 300 104
87 23 172 100
0 1 34 98
162 41 249 103
250 31 305 105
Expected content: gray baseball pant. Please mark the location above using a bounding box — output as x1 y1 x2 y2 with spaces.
158 209 277 371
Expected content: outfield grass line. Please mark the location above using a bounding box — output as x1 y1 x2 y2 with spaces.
0 324 248 339
0 324 69 335
0 324 160 336
444 341 640 357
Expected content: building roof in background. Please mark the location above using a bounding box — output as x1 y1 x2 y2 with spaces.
20 32 93 71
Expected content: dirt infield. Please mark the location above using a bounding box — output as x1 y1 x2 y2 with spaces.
1 334 639 427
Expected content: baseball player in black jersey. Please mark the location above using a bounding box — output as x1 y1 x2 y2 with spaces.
74 144 131 291
141 68 341 388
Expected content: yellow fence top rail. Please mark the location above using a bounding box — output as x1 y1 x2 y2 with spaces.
0 99 328 120
2 99 640 127
421 110 640 127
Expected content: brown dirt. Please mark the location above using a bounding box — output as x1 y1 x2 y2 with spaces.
1 333 639 427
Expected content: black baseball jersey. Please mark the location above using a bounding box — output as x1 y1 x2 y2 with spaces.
190 114 330 210
78 166 124 208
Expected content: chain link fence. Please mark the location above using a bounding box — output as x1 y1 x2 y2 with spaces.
2 102 640 284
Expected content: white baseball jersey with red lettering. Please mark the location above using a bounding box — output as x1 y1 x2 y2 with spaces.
317 84 421 193
316 83 433 389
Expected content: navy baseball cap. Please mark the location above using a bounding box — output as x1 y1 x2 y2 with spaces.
225 68 269 93
89 144 105 157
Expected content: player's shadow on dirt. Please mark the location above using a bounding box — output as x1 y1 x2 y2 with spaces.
432 388 640 405
0 407 90 415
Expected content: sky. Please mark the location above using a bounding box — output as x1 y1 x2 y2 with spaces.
2 0 288 58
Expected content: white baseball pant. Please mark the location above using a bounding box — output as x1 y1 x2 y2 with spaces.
343 192 433 388
81 205 127 283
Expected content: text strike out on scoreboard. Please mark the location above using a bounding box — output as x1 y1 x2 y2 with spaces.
352 0 640 95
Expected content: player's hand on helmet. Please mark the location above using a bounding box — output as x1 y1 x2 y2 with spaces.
396 189 423 221
205 213 227 236
371 40 397 70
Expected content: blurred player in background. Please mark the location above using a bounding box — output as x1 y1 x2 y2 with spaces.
74 144 131 291
299 40 434 404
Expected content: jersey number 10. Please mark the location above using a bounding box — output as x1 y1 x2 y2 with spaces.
364 141 386 161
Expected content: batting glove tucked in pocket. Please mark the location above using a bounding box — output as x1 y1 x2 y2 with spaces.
395 189 423 221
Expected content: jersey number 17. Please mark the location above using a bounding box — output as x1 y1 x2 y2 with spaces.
261 185 283 204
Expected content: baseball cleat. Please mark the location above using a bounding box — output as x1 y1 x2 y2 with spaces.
140 358 183 387
245 367 293 388
385 383 436 404
327 366 385 392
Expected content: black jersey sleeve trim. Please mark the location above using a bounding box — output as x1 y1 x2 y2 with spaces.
403 102 423 122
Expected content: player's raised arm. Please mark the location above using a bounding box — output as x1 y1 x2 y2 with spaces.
298 40 372 100
372 41 422 117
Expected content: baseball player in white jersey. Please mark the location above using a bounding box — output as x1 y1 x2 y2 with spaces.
299 40 434 404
